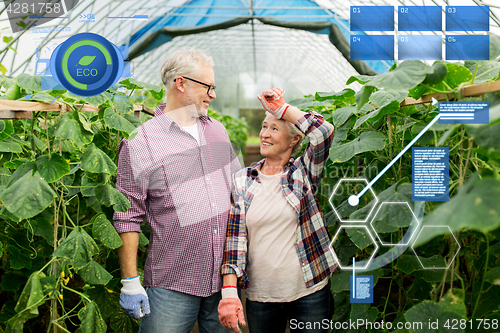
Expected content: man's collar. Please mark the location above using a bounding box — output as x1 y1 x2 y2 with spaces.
154 103 212 131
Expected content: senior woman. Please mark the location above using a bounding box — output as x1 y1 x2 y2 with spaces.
218 87 338 333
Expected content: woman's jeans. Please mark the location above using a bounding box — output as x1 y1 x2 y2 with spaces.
246 286 333 333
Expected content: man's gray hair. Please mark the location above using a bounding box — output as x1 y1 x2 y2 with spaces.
266 112 305 155
160 48 214 91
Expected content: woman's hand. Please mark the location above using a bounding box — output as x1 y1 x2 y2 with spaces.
218 286 246 333
257 87 289 119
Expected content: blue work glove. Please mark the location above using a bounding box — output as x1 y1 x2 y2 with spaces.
119 275 150 319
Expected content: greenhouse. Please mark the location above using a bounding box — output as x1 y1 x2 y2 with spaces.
0 0 500 332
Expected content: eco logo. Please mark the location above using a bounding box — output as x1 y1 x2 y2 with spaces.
50 33 124 96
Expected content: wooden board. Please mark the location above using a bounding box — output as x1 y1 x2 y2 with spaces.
0 100 155 119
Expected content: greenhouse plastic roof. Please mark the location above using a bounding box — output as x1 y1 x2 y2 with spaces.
1 0 499 113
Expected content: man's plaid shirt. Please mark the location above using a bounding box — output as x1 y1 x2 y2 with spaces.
222 111 338 289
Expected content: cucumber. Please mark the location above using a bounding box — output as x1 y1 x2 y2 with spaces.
422 62 447 85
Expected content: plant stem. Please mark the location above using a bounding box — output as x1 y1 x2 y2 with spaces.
62 284 91 303
45 112 51 155
472 232 489 318
471 63 479 85
419 84 455 94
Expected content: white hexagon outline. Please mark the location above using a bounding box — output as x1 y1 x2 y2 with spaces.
328 178 379 223
411 225 461 270
328 225 379 270
370 201 420 246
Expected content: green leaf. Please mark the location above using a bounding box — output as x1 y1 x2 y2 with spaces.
329 269 384 293
80 143 117 175
52 113 89 147
0 63 7 75
345 227 375 250
367 61 433 91
0 171 56 221
396 255 446 274
29 217 54 245
346 75 374 85
404 301 464 333
439 289 466 318
466 123 500 151
315 88 355 102
78 301 107 333
16 74 41 92
485 267 500 286
87 286 120 319
119 78 164 100
353 100 399 129
91 213 123 249
0 141 22 153
79 261 113 285
77 55 96 66
53 227 99 269
103 108 136 138
288 96 333 110
30 93 55 103
109 308 140 333
14 271 46 316
350 183 412 221
0 120 14 141
329 131 385 163
0 272 27 291
414 177 500 247
4 162 36 189
68 92 109 107
355 85 374 111
350 303 378 324
35 153 70 183
95 183 130 212
111 92 134 115
0 166 11 186
139 232 149 247
8 245 32 270
78 112 93 132
81 175 97 197
465 61 500 84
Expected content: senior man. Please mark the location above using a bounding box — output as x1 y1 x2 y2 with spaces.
114 48 240 333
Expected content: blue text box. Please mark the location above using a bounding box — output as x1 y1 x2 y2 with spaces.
446 35 489 60
350 35 394 61
350 275 373 303
412 147 449 202
438 101 489 124
350 6 394 31
398 35 442 60
446 6 489 31
398 6 442 31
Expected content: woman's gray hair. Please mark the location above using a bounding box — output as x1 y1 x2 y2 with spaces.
160 48 214 91
266 111 305 155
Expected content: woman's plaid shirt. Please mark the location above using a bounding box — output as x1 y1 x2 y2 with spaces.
222 111 338 289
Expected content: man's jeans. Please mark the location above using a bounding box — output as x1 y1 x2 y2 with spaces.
139 287 232 333
246 286 333 333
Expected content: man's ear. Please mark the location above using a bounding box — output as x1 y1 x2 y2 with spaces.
175 77 186 93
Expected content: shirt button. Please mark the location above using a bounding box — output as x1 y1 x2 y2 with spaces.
212 203 215 207
214 229 218 234
206 177 210 181
302 262 306 266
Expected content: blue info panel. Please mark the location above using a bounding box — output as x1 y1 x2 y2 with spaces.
438 101 489 124
398 6 442 31
350 35 394 61
412 147 449 202
446 35 489 60
398 35 442 60
350 6 394 31
446 6 489 31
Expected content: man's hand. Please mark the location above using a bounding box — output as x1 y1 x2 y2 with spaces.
257 87 289 119
218 287 246 333
119 276 151 319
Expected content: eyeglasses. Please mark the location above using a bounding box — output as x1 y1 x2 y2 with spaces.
174 76 216 95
